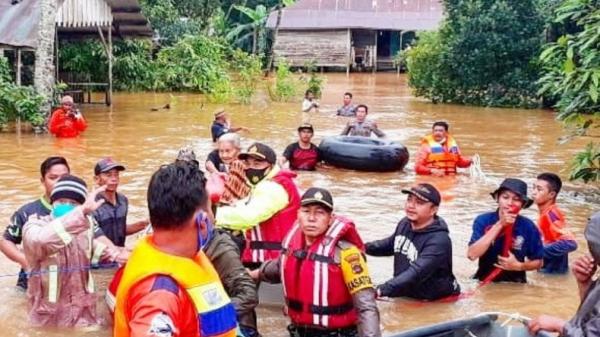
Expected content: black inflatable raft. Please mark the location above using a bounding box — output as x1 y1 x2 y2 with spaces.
319 136 409 172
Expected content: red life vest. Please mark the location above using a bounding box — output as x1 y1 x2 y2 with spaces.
242 170 300 263
281 216 365 329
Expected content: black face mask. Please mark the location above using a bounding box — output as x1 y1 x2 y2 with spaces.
246 167 269 185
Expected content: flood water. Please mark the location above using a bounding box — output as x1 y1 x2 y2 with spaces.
0 73 596 336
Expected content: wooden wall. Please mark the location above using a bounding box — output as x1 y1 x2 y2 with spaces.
273 29 350 68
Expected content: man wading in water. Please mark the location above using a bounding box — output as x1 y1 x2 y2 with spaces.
340 105 385 138
0 157 70 290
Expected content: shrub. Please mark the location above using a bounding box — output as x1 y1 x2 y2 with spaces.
0 57 45 128
230 49 262 104
270 58 297 102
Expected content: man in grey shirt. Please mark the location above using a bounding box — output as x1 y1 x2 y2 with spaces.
340 104 385 138
337 92 357 117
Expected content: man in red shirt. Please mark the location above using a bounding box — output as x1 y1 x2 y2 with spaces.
415 121 471 176
48 95 87 138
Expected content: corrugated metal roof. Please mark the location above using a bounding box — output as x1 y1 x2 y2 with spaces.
266 0 443 31
0 0 152 49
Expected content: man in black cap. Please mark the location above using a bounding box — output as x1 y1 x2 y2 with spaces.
365 183 460 300
254 187 381 337
216 142 300 268
528 212 600 336
280 123 322 171
92 157 148 247
467 178 544 283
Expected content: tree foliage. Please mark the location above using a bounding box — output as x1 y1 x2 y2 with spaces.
0 56 45 128
405 0 544 108
538 0 600 184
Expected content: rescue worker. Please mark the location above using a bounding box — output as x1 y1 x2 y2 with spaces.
280 123 322 171
415 121 472 176
340 105 385 138
216 142 300 268
22 175 125 327
0 156 70 290
253 187 381 337
48 95 88 138
528 212 600 336
112 162 238 337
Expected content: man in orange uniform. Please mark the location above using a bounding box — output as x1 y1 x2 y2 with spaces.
48 95 87 138
415 121 471 176
532 172 578 274
112 162 237 337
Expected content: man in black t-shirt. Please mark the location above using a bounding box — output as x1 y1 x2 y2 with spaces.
0 157 70 290
280 123 322 171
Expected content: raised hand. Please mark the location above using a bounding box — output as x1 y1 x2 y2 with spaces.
81 185 107 215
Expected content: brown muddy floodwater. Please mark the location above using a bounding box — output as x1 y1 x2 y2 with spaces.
0 73 597 336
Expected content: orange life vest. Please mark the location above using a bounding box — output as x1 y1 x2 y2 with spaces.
422 134 460 174
281 216 364 329
111 236 237 337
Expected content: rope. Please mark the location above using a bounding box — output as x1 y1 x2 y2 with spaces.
469 154 487 181
0 262 119 279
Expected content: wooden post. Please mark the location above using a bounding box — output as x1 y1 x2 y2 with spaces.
108 25 113 106
16 48 22 86
373 31 378 73
346 28 351 76
398 31 403 75
55 29 59 82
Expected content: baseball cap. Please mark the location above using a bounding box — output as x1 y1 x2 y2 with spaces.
238 142 276 165
401 183 441 206
301 187 334 211
297 123 314 133
94 157 125 176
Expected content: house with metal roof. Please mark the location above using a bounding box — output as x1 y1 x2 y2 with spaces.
0 0 152 106
266 0 443 72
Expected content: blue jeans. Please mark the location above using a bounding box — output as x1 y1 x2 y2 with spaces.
542 239 578 274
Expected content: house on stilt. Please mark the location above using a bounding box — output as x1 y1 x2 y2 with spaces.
266 0 443 72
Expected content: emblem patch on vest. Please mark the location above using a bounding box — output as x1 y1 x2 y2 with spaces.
148 312 176 337
203 287 224 306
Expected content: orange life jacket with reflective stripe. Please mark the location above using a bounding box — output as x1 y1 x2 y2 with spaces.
112 236 237 337
422 134 460 174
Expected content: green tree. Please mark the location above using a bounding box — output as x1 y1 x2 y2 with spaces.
227 4 268 54
405 0 544 107
538 0 600 184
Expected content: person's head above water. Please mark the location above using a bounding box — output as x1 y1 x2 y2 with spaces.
343 92 353 106
214 108 228 123
217 132 241 165
50 175 88 218
61 95 74 111
147 162 208 230
238 142 276 185
305 89 315 100
40 156 70 198
94 157 125 193
298 187 334 244
491 178 533 210
356 104 368 122
175 145 199 168
533 172 562 205
401 183 440 227
432 121 449 143
297 123 314 143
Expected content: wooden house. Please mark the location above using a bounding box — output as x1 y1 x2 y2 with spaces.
266 0 443 72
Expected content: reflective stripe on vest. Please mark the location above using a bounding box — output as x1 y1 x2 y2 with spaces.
113 236 237 337
243 170 300 263
282 217 364 329
422 135 460 173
